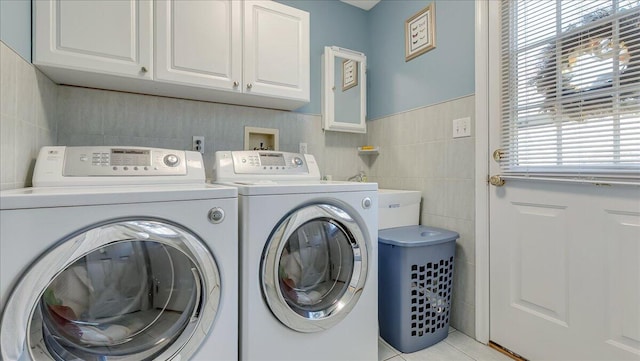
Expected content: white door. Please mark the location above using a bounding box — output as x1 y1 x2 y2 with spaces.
155 0 242 90
33 0 152 79
487 1 640 360
243 1 309 101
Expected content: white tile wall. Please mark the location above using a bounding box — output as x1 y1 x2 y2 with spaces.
367 95 476 338
1 42 57 190
55 86 366 181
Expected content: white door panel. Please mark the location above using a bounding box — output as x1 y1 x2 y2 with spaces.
155 0 242 89
58 1 135 60
605 211 640 355
490 180 640 360
33 0 152 78
243 1 309 101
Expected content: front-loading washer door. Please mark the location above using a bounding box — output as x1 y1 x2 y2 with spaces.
1 219 221 361
261 203 369 333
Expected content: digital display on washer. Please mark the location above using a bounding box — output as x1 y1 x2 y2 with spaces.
110 149 151 166
259 153 285 166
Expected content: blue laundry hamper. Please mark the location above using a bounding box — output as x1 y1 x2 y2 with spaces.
378 225 458 353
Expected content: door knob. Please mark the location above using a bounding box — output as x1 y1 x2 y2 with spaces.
489 175 505 187
247 83 253 89
492 149 504 162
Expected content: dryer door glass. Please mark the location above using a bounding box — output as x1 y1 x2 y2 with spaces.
279 220 354 312
262 204 369 333
13 220 221 361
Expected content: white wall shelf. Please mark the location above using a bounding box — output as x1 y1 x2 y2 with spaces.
357 146 379 155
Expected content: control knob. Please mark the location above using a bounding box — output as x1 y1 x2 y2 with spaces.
292 157 304 167
164 154 180 167
208 207 225 224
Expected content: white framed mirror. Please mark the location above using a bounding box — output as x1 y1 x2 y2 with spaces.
322 46 367 133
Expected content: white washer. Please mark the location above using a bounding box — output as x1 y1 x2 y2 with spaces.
213 150 378 361
1 146 238 361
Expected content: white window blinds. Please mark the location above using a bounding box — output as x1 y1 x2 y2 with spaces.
499 0 640 179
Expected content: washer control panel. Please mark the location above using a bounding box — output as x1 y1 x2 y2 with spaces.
63 147 187 176
32 146 206 187
231 151 309 174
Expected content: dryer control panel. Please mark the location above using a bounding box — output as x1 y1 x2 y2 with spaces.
33 146 205 187
213 151 321 181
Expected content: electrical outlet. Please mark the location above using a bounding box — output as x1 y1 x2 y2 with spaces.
452 117 471 138
192 136 205 154
299 142 308 154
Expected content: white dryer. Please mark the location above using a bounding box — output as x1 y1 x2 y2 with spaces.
0 146 238 361
213 150 378 361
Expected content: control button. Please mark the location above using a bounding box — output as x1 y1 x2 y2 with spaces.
144 166 149 171
362 197 372 209
242 158 247 163
164 154 180 167
208 207 225 224
113 166 118 171
134 167 139 171
123 167 129 171
264 167 267 170
80 156 88 162
292 157 304 167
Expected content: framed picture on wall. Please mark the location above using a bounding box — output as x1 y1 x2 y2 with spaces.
342 59 358 91
405 3 436 62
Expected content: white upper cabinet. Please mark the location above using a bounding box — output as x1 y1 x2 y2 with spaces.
243 1 310 102
33 0 309 110
155 0 242 91
33 0 152 80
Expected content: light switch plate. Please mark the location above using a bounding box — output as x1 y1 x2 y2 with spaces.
452 117 471 138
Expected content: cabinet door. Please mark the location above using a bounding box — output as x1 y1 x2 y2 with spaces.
155 0 242 90
33 0 152 79
243 1 309 102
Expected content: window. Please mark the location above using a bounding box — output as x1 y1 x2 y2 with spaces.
499 0 640 178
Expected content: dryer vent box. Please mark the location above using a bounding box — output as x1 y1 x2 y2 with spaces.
244 127 279 151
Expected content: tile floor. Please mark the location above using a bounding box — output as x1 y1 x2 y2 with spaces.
378 328 513 361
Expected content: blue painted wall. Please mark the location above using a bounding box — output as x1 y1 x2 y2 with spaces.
367 0 475 119
0 0 31 62
277 0 369 115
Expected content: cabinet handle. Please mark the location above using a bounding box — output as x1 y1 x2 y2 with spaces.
246 83 253 89
233 81 239 87
140 66 148 73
